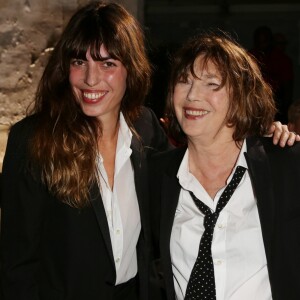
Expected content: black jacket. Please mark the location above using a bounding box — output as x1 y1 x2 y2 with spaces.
150 137 300 300
0 107 170 300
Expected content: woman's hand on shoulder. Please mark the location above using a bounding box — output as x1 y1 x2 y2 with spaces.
267 121 300 147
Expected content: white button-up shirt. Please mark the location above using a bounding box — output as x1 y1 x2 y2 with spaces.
97 113 141 284
171 141 272 300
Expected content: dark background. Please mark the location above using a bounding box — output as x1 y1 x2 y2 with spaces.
143 0 300 120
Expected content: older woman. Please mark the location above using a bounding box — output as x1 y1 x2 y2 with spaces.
150 31 300 300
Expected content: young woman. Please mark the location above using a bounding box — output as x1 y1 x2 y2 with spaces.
0 2 170 300
150 31 300 300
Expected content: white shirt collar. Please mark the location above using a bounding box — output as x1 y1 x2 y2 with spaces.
118 112 133 151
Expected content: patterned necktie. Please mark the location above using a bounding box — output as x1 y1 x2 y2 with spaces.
184 166 246 300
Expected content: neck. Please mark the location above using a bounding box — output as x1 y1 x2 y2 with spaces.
188 138 241 170
187 138 243 199
97 115 120 190
187 126 242 170
99 115 120 142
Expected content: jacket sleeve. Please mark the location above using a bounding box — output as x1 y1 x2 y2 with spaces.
1 120 47 300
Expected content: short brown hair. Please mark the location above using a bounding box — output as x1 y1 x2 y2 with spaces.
166 30 276 145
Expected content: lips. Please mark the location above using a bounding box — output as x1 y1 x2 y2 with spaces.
82 90 107 103
184 108 209 118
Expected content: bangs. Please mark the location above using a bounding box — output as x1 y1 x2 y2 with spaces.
174 52 209 83
65 20 121 61
173 57 194 83
173 51 226 90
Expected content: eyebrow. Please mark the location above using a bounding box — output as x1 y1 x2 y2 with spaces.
71 56 113 61
85 56 114 62
98 56 113 61
190 68 220 79
202 73 219 79
191 73 220 81
81 55 115 61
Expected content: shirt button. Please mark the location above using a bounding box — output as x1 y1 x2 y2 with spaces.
116 257 120 263
215 259 223 265
116 229 121 235
217 223 225 229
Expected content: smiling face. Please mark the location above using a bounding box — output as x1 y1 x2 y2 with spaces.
69 44 127 123
173 55 233 143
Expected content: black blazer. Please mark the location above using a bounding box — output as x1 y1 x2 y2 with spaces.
149 137 300 300
0 107 170 300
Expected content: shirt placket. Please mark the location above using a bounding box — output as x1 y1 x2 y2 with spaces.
112 192 123 269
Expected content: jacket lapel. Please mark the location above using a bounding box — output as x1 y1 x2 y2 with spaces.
89 183 115 267
160 147 186 300
160 176 181 257
245 137 275 263
130 135 148 234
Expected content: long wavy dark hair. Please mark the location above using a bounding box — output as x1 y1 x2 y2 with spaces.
29 1 151 208
165 30 276 145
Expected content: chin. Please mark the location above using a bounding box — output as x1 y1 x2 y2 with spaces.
80 108 100 118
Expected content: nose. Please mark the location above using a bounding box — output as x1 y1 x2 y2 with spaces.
84 62 101 87
187 81 202 102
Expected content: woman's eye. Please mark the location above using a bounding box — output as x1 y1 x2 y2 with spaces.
103 61 116 68
208 82 220 87
71 59 85 66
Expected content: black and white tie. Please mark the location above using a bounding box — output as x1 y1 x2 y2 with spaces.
184 166 246 300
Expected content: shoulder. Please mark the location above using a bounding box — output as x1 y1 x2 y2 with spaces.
133 106 158 131
6 115 39 157
151 146 185 161
9 115 39 139
150 146 186 173
247 136 300 152
132 106 172 152
246 136 300 163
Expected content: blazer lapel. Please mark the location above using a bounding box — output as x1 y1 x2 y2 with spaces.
160 148 186 249
160 176 181 257
245 137 275 262
160 148 186 300
89 183 115 266
130 135 148 233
